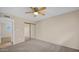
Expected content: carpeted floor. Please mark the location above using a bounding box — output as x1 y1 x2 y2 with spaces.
0 39 79 52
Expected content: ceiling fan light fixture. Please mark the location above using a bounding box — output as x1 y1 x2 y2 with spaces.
25 7 46 16
34 12 38 15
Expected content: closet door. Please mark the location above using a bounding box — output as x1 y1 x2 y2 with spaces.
24 23 36 40
31 24 36 39
24 23 30 40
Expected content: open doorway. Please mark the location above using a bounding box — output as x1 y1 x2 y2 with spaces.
0 17 13 48
24 22 36 41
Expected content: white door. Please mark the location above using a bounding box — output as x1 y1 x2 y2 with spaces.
24 23 36 41
31 24 36 39
24 23 30 40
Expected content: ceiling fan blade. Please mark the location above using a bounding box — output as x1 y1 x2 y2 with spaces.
38 12 45 15
38 7 46 11
25 12 33 13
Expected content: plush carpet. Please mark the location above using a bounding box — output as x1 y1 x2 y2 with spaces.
0 39 79 52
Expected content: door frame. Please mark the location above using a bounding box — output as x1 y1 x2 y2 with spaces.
0 17 15 45
24 22 36 40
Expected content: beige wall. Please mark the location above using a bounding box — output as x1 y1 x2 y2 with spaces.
36 10 79 50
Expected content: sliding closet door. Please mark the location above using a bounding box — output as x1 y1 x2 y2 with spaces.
24 23 36 40
31 24 36 39
24 23 30 40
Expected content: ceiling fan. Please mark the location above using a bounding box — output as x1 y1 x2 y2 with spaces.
25 7 46 16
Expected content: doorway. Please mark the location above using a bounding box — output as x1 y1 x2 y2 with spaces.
0 17 13 48
24 22 36 41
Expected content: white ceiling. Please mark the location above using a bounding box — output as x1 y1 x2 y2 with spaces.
0 7 79 21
